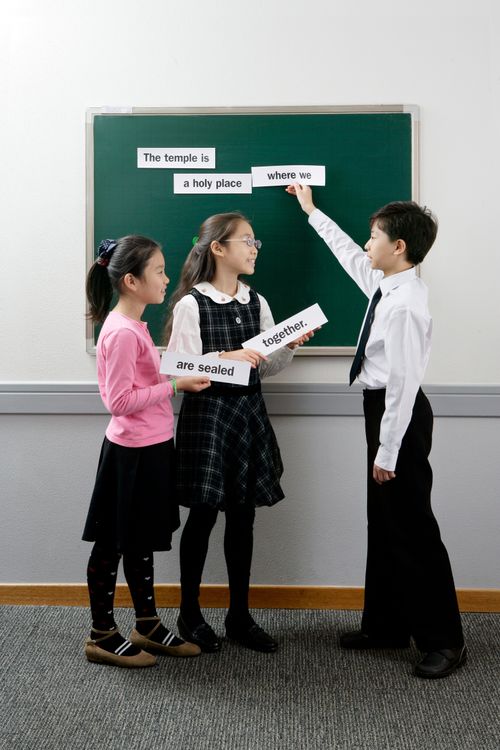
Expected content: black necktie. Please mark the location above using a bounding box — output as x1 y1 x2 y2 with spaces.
349 287 382 386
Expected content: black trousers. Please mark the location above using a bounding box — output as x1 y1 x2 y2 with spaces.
361 388 464 652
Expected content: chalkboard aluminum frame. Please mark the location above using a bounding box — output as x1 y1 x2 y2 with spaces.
85 105 419 356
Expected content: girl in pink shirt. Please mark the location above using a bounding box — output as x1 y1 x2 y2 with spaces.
83 235 210 668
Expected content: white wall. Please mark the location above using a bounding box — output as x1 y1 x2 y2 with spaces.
2 0 500 384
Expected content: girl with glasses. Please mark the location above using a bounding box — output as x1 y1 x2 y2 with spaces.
164 212 313 654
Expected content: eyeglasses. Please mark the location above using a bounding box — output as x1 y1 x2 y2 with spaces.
224 237 262 250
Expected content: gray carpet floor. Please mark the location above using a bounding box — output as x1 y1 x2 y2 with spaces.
0 607 498 750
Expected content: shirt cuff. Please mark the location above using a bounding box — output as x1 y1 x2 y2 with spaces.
374 445 398 473
279 344 295 359
308 208 326 231
275 345 295 366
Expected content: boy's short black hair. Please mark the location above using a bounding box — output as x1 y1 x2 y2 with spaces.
370 201 438 265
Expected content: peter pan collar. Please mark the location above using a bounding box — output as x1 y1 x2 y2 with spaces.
194 281 251 304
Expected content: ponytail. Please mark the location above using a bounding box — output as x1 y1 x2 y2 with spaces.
86 261 114 323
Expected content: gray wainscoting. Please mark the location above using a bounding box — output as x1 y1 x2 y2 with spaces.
1 383 499 416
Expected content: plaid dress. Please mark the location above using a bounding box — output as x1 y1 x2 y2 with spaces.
175 288 284 510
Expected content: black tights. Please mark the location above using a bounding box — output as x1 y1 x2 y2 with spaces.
179 505 256 627
87 543 158 631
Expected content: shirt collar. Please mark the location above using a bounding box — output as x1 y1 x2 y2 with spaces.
194 280 251 304
379 266 417 296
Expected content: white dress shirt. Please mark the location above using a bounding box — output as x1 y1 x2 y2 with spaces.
167 281 295 378
309 209 432 471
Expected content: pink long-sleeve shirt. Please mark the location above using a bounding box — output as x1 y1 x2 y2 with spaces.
97 311 174 448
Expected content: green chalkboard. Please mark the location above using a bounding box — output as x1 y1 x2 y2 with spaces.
86 107 416 352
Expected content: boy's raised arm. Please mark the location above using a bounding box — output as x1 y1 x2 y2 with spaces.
286 183 316 215
286 183 381 299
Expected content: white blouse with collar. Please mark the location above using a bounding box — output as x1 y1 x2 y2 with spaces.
167 281 294 379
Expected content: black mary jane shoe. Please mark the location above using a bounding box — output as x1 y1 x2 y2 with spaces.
225 617 278 653
414 646 467 679
177 614 221 653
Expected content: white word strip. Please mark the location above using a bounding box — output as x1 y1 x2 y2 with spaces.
137 148 216 169
251 165 325 187
160 352 251 385
173 173 252 194
242 303 328 355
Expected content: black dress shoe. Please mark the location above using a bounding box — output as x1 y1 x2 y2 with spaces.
225 618 278 653
340 630 410 650
414 646 467 679
177 614 221 653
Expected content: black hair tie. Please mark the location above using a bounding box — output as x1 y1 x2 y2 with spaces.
97 238 117 267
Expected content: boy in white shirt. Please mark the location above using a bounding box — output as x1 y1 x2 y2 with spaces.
288 184 465 679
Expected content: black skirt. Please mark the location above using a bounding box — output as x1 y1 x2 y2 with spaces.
82 437 179 553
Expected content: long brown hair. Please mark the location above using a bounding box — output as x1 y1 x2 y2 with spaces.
163 212 249 342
